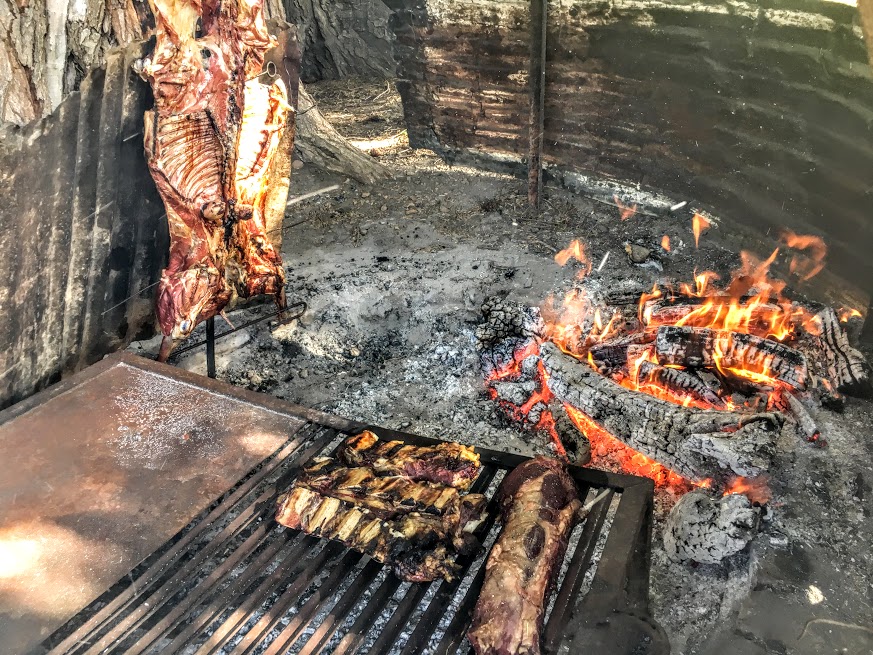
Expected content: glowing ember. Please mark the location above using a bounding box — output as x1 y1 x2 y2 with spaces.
563 404 699 490
723 476 772 504
613 194 638 221
661 235 671 251
692 213 711 247
781 230 827 281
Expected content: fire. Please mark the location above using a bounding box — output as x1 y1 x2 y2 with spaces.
781 230 826 281
613 195 637 221
838 307 862 323
554 239 592 276
723 476 772 504
562 404 698 490
485 232 830 500
692 213 711 247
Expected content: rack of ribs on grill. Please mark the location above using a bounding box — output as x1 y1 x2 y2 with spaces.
141 0 291 359
468 456 581 655
276 433 486 582
297 458 487 550
337 430 482 490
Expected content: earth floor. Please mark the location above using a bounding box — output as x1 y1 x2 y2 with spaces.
131 77 873 654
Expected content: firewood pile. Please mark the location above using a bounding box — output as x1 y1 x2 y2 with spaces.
476 238 871 563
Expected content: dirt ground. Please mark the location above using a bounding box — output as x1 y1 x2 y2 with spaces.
131 78 873 654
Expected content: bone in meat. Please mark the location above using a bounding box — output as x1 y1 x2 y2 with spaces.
337 431 481 490
467 456 581 655
275 486 462 582
141 0 289 352
297 458 487 549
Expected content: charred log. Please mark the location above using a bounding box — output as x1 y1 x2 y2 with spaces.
540 342 782 483
588 332 655 372
780 391 822 443
475 296 544 351
548 402 592 464
655 325 809 390
636 361 727 410
663 490 761 564
811 308 871 397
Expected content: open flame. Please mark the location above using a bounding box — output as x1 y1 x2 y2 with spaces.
692 213 711 247
614 195 638 221
482 230 844 502
781 230 827 281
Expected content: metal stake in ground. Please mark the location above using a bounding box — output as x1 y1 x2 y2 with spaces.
528 0 547 209
206 317 216 379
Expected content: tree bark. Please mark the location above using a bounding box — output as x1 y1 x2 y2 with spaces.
283 0 395 82
0 0 146 125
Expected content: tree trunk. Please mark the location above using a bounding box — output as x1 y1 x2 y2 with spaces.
283 0 395 82
295 82 389 184
0 0 147 125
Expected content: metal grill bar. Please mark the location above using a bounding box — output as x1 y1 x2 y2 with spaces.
41 419 658 655
46 422 329 655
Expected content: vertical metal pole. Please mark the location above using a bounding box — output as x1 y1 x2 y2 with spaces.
861 298 873 346
528 0 548 209
206 317 216 379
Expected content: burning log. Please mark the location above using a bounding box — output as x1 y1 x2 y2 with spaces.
540 342 782 483
663 490 761 564
654 325 809 391
588 332 655 372
547 401 592 464
781 391 822 443
811 308 871 397
635 361 727 410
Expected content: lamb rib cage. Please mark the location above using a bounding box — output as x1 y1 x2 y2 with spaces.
36 355 664 655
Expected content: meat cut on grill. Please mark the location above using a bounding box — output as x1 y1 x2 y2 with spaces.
275 485 478 582
276 433 487 582
297 458 487 549
141 0 291 359
467 456 581 655
337 430 481 489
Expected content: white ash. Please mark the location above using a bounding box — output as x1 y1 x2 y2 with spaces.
663 491 761 564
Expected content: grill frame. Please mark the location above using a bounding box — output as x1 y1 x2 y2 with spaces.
26 354 664 655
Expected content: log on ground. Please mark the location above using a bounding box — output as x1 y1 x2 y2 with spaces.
540 342 782 483
811 307 871 397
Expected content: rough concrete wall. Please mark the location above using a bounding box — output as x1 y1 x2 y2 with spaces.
0 40 166 410
390 0 873 288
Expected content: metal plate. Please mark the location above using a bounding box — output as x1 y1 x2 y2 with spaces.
0 354 322 655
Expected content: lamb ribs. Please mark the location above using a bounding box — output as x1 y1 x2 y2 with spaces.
276 434 486 582
141 0 291 356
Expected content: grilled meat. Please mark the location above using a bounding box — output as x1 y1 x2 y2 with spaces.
467 456 581 655
276 486 462 582
337 431 481 490
297 458 487 549
142 0 289 354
